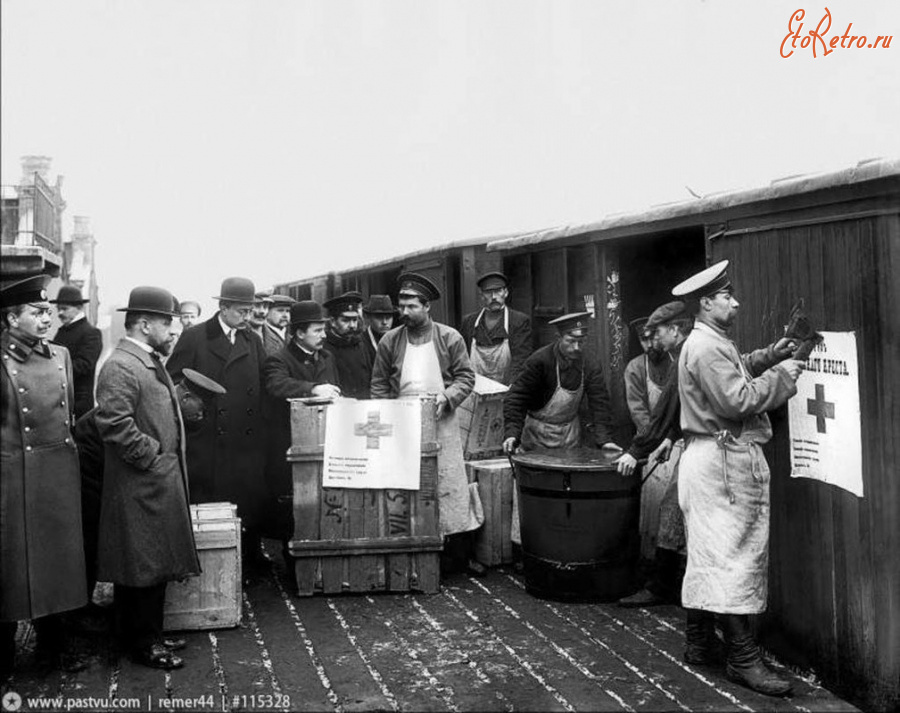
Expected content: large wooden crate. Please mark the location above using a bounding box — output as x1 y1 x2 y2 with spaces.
287 397 442 596
458 374 508 461
164 502 242 631
466 458 515 567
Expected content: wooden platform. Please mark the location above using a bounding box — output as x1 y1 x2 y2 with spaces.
1 541 859 712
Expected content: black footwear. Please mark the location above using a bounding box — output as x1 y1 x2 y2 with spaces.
684 609 720 665
617 588 665 608
467 560 488 578
162 638 187 652
722 614 792 696
133 644 184 670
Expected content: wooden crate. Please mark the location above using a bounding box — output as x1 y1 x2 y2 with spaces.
466 458 515 567
458 375 508 461
287 397 442 596
164 502 242 631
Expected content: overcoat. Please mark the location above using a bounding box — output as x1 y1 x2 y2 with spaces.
51 316 103 418
261 323 287 357
1 331 87 621
166 317 268 527
323 330 372 399
94 339 199 587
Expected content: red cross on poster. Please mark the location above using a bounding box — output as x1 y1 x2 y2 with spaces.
788 331 863 497
323 399 422 489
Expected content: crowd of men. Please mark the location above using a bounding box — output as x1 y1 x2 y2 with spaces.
1 261 805 696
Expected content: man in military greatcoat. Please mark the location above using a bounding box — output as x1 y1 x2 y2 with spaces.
460 271 532 386
166 277 269 566
361 294 395 366
95 286 200 670
323 291 372 399
51 284 103 418
1 275 88 674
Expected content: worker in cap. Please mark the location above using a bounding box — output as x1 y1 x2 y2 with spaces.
261 294 296 357
263 300 340 546
460 271 532 386
1 274 90 673
372 272 482 573
670 260 804 696
616 301 692 610
623 314 671 434
361 294 396 365
50 284 103 418
503 311 619 455
179 300 202 330
249 291 274 340
322 291 371 399
166 276 268 569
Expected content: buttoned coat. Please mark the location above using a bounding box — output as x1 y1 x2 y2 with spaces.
324 330 372 399
166 316 268 528
1 331 87 621
51 316 103 418
94 339 199 587
261 323 287 357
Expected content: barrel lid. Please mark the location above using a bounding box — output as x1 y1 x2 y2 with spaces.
511 447 622 471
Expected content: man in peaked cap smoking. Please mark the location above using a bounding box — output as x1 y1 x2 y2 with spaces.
323 290 372 399
361 294 395 366
503 312 619 454
50 284 103 419
371 273 482 573
94 285 199 670
166 276 269 569
623 315 670 434
1 274 89 674
671 260 803 696
460 271 532 386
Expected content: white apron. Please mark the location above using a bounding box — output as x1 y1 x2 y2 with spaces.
469 308 512 385
399 334 479 537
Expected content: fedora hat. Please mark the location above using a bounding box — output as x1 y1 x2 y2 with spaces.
50 284 89 305
362 294 395 315
213 277 256 304
116 286 180 316
290 300 326 326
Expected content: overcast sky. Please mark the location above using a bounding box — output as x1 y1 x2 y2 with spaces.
3 0 898 320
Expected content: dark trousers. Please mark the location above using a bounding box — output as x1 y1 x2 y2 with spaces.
1 620 16 672
115 583 167 652
647 547 686 602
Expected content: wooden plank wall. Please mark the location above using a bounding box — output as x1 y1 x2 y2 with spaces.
709 212 900 712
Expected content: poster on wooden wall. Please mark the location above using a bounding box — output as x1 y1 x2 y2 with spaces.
788 331 864 497
323 398 422 489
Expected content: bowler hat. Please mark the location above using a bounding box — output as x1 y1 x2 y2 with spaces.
290 300 326 326
362 294 395 315
397 272 441 301
181 368 227 400
476 272 509 291
646 301 688 330
213 277 256 304
549 311 591 337
672 260 732 300
324 291 363 317
0 274 51 308
116 286 180 316
51 284 89 305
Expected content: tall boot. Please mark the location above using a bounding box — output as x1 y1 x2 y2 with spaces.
683 608 719 665
1 621 17 676
722 614 792 696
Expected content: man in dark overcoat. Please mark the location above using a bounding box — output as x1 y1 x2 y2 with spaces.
166 276 268 564
50 284 103 418
263 300 340 541
1 275 88 674
323 290 372 399
95 285 200 670
361 294 395 366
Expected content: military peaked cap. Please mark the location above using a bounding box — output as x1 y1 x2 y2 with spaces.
0 274 51 308
397 272 441 301
672 260 732 300
549 311 592 337
181 367 227 400
324 291 363 317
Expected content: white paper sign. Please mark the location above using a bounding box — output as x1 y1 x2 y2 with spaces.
323 398 422 489
788 331 863 497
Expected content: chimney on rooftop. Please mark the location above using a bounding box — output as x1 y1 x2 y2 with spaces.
20 155 53 185
73 216 91 236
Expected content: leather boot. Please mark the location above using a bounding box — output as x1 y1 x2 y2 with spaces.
722 614 792 696
683 609 719 665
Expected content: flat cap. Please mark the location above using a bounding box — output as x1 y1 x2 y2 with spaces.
549 311 591 337
323 291 363 316
476 272 509 291
179 300 201 316
116 286 180 316
629 316 649 337
397 272 441 301
672 260 732 300
268 294 295 308
181 367 227 400
363 294 395 315
214 277 256 304
254 292 274 304
0 274 51 308
290 300 326 326
646 301 687 329
51 284 88 305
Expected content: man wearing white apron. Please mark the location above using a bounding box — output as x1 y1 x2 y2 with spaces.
673 261 803 697
616 301 692 609
623 316 670 433
370 273 480 573
460 272 532 386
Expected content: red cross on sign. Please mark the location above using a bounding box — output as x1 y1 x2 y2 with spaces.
807 383 835 434
354 411 394 449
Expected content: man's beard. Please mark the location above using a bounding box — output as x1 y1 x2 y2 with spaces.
647 347 667 365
